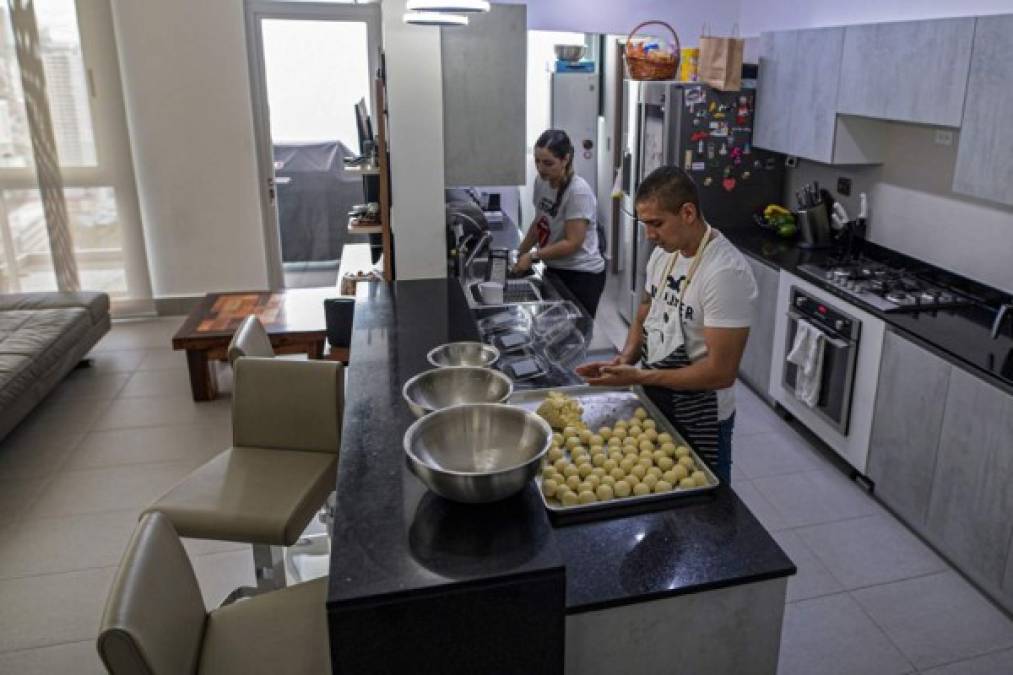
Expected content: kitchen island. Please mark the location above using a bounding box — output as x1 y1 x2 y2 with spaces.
326 279 796 674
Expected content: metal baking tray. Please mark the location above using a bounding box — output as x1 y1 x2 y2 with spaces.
508 385 719 523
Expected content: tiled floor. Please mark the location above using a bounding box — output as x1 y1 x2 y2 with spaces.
0 308 1012 673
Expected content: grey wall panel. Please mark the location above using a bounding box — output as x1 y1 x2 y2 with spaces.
441 5 526 187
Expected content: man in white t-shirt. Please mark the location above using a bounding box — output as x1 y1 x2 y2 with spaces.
577 166 757 482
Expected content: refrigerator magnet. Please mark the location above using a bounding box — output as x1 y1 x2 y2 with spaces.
691 161 705 172
722 178 737 192
703 176 714 187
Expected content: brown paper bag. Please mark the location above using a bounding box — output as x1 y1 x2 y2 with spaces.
698 29 744 91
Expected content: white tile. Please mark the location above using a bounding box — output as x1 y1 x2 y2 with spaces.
136 348 188 371
83 348 146 373
0 428 81 481
770 529 844 603
118 368 195 398
796 514 947 590
0 510 138 580
734 427 830 479
0 476 51 525
43 370 130 402
0 640 106 675
753 468 882 529
920 647 1013 675
732 480 790 532
852 571 1013 670
0 567 116 652
65 423 230 471
14 397 111 437
91 395 230 431
91 318 181 352
777 593 913 675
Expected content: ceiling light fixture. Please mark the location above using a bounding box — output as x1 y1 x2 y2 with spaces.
402 11 469 26
406 0 490 13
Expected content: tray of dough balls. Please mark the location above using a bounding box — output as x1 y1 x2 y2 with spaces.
510 385 718 520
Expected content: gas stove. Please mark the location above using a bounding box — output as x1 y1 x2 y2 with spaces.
796 259 972 313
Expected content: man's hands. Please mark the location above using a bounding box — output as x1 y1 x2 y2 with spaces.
576 353 642 386
511 252 534 275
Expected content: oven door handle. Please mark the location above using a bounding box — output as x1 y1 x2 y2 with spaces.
787 311 852 350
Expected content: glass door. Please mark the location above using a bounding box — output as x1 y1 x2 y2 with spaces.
0 0 151 313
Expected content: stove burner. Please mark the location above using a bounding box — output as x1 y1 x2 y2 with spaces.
919 290 940 303
885 290 916 305
868 279 887 293
830 268 853 282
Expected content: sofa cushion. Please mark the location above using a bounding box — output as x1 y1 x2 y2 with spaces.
0 353 35 410
0 308 91 407
0 292 110 325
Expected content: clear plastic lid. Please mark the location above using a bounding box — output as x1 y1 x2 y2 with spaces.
530 301 582 338
543 326 587 365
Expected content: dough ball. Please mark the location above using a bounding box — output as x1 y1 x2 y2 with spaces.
623 436 638 448
639 440 655 453
591 467 606 479
578 429 592 444
601 475 616 487
643 420 657 430
644 429 659 442
596 484 614 501
662 470 678 484
609 467 626 481
565 475 581 491
563 464 579 477
661 442 677 457
563 426 579 439
586 475 601 489
550 473 565 485
675 445 691 458
608 450 624 462
638 458 654 469
658 456 675 471
577 463 594 478
603 459 618 472
573 451 589 464
613 428 628 441
542 479 558 497
542 467 555 480
633 482 651 496
614 480 631 497
607 437 622 448
627 417 640 428
679 477 696 489
589 444 604 456
578 490 597 505
634 407 648 420
548 447 564 462
654 480 673 493
678 456 695 470
551 433 564 447
598 426 612 440
630 464 648 479
642 474 658 489
652 450 667 463
592 453 607 467
647 466 663 478
619 458 636 473
590 434 604 446
613 419 628 429
692 471 708 487
578 481 594 494
629 425 643 438
565 437 580 450
561 490 579 506
672 464 689 482
638 450 653 461
657 432 673 445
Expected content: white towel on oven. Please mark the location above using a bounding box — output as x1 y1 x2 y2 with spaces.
786 319 825 408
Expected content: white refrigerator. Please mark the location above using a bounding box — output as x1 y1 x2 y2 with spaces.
550 72 598 194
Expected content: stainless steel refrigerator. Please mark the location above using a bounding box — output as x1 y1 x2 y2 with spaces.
614 80 785 323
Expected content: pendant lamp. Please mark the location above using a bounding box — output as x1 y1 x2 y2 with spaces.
402 11 468 26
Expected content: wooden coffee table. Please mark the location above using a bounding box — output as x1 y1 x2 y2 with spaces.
172 288 338 401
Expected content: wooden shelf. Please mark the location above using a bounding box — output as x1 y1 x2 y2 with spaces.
347 217 382 235
343 164 380 176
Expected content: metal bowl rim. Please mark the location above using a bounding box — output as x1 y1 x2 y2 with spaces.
403 403 552 477
425 341 501 368
401 366 514 414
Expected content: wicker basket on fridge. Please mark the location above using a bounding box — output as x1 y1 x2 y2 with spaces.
625 20 681 81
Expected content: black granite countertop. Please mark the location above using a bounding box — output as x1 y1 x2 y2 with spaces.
723 226 1013 395
327 279 795 616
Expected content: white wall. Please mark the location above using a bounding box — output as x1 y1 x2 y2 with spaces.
109 0 269 299
382 0 448 280
498 0 741 44
739 0 1013 35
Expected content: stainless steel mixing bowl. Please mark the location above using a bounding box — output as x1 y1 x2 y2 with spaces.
403 403 552 503
554 44 586 62
426 341 500 368
402 367 513 417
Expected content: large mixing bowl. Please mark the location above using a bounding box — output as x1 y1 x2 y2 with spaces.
403 403 552 503
554 44 586 62
402 367 513 417
427 341 500 368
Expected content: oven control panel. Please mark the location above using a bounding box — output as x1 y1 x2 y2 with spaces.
792 288 860 341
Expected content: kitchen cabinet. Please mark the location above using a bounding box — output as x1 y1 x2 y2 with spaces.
926 367 1013 590
837 18 975 127
867 331 951 528
953 14 1013 207
441 4 526 186
754 29 885 164
738 258 778 403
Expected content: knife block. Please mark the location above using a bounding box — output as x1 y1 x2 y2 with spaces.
796 206 833 249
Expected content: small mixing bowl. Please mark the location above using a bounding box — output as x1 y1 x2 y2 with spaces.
427 341 500 368
402 366 513 417
403 403 552 503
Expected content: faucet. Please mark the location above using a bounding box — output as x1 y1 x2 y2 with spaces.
463 230 492 275
993 303 1013 339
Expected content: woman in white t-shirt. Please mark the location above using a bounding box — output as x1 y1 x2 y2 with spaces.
514 129 607 316
577 166 757 483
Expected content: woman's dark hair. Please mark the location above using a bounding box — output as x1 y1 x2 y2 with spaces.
536 129 574 217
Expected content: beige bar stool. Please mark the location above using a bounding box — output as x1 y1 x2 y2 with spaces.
98 512 330 675
144 356 342 601
227 314 275 364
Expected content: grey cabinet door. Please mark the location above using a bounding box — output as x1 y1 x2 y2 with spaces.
926 367 1013 588
867 332 950 527
738 258 778 402
790 27 845 163
753 31 796 155
953 14 1013 206
837 18 975 127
